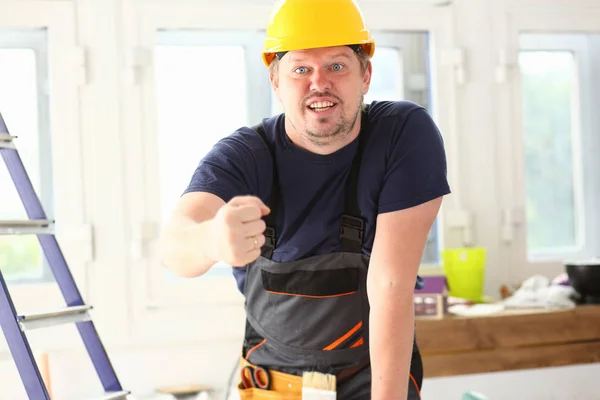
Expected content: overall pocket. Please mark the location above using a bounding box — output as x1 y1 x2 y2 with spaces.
245 253 369 352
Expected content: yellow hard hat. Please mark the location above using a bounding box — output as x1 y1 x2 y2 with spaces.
262 0 376 67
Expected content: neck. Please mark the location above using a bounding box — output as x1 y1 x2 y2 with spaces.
284 113 362 155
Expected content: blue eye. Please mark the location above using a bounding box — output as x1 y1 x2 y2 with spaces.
332 63 344 71
294 67 308 74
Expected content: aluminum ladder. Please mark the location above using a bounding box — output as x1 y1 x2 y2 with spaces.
0 112 129 400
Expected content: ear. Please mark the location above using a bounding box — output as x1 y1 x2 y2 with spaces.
362 61 372 95
269 71 280 94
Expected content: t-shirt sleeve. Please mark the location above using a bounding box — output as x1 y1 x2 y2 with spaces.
182 132 268 203
377 107 451 214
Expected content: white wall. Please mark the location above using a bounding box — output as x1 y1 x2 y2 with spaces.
0 0 599 399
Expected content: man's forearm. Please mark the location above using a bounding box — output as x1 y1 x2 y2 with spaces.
158 215 217 278
368 283 415 400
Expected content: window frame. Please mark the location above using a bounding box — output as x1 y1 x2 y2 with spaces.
493 5 600 284
0 1 88 353
123 5 275 345
518 34 596 261
367 31 442 266
0 28 54 283
134 29 270 308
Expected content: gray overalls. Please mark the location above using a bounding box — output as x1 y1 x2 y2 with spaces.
238 118 423 400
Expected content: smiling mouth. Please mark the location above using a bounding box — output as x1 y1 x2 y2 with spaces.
307 101 337 112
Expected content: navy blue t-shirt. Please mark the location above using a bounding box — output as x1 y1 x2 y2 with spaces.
183 100 451 293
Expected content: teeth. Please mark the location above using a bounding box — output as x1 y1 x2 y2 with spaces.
309 101 335 109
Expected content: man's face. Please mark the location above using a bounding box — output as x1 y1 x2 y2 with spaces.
270 46 372 148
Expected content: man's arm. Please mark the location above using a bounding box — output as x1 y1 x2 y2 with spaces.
158 192 226 278
159 192 270 278
367 196 443 400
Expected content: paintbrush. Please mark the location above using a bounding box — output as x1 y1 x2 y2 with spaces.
302 371 336 399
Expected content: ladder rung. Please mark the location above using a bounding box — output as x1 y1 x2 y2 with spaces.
88 391 131 400
17 305 93 330
0 219 54 235
0 133 16 149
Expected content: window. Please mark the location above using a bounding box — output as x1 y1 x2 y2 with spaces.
519 33 600 261
0 29 52 282
365 47 405 103
368 33 440 265
153 30 269 279
154 44 248 223
519 51 580 254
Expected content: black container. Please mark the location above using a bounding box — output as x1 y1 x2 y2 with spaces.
565 260 600 304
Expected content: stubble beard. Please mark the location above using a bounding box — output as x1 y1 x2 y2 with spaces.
303 96 363 147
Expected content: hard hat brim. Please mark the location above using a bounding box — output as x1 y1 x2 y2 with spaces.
262 40 375 67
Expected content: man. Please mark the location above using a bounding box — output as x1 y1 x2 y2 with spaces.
159 0 450 399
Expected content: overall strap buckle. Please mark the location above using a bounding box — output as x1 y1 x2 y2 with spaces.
340 215 364 242
263 227 276 249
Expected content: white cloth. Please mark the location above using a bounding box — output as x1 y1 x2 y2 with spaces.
502 275 579 309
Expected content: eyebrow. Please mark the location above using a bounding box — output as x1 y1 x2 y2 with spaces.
288 52 352 63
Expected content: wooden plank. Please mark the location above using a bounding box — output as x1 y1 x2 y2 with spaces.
422 341 600 378
415 305 600 354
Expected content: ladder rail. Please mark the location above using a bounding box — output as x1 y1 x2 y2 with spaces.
0 271 51 400
0 118 86 306
77 321 124 392
33 232 124 391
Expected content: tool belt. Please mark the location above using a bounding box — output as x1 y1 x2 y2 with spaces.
237 357 370 400
238 357 302 399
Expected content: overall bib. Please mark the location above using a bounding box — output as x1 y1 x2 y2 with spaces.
237 121 423 400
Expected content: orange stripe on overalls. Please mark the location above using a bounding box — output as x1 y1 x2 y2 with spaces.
323 321 363 351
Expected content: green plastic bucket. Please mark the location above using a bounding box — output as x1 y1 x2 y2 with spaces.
442 247 486 302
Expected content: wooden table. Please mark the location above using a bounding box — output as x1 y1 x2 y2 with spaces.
414 304 600 377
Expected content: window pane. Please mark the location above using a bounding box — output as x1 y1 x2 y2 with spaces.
0 33 48 281
154 44 248 222
367 41 439 265
154 34 250 278
364 47 404 103
0 49 40 219
519 51 581 255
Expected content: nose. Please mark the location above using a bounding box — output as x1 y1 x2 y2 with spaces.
309 68 332 92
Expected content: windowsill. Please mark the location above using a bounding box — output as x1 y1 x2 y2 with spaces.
415 305 600 377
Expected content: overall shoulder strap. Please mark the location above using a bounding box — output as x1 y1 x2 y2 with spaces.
253 109 369 257
339 106 370 253
251 122 277 259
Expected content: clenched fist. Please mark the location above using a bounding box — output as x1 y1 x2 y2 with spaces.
207 196 270 266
